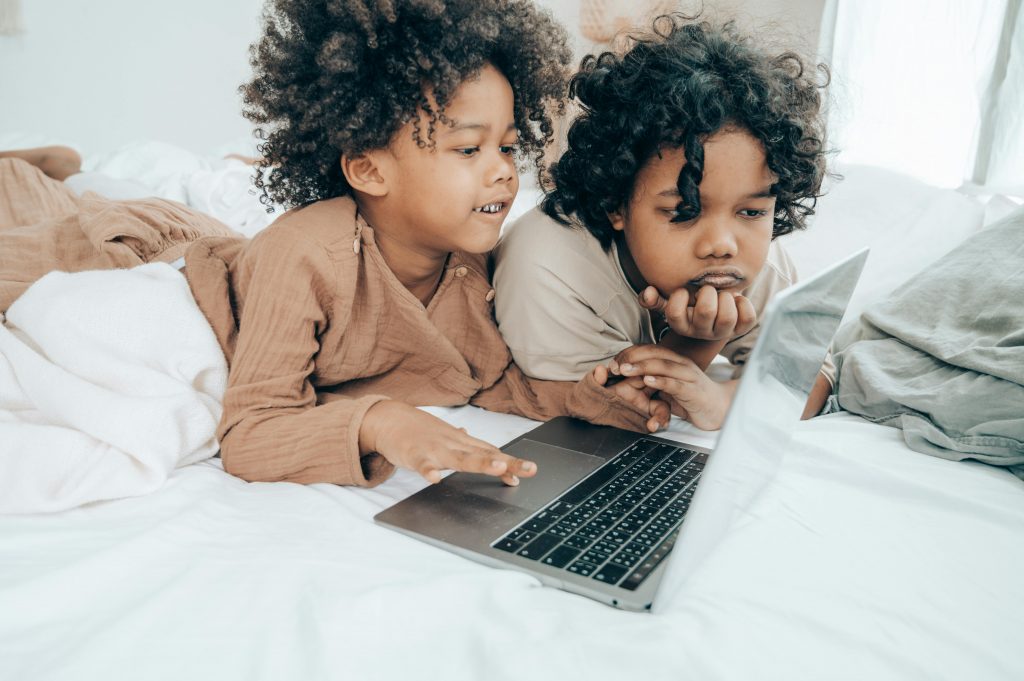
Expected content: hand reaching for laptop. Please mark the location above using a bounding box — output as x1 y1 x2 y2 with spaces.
359 400 537 486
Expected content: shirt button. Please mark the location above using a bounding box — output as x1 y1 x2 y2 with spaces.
454 266 468 278
485 288 495 302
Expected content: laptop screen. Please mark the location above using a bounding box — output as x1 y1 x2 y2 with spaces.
654 249 868 607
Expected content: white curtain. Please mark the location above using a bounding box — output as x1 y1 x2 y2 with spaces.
819 0 1024 196
0 0 23 35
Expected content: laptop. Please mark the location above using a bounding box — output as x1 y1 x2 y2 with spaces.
375 249 867 612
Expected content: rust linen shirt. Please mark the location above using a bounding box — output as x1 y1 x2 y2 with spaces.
184 197 652 488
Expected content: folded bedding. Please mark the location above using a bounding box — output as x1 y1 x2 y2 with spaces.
832 206 1024 477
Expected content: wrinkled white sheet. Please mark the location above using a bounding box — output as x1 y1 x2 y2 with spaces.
0 407 1021 681
0 264 226 513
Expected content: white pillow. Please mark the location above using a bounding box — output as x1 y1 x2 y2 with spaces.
781 163 985 323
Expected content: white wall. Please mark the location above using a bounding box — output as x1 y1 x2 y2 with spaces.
0 0 823 157
535 0 824 60
0 0 264 156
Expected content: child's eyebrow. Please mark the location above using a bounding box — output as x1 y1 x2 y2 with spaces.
442 122 517 136
656 187 775 199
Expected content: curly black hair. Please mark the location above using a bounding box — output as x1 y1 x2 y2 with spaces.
543 14 830 249
241 0 572 210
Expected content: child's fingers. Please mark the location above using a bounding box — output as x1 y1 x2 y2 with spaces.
418 463 444 484
712 290 739 337
735 295 757 335
618 355 700 380
643 374 695 401
624 358 701 383
638 286 667 312
663 288 692 333
691 285 720 334
648 397 671 429
456 434 538 479
614 343 691 368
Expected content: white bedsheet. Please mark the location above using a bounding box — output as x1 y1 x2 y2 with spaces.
1 138 1019 679
1 407 1021 681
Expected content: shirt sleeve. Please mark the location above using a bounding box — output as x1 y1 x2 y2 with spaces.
216 229 393 486
470 361 656 433
493 257 633 382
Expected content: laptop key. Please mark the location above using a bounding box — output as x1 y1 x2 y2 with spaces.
567 561 598 577
560 464 623 505
494 538 521 553
620 541 649 557
542 545 581 569
544 501 570 517
610 551 641 568
517 533 561 560
523 517 553 533
592 562 628 585
563 534 594 550
620 540 675 591
547 523 572 538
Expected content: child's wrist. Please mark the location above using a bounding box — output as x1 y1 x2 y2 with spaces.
359 399 402 455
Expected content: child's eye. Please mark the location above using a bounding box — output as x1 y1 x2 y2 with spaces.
738 209 769 218
455 147 480 157
499 144 518 155
662 208 697 224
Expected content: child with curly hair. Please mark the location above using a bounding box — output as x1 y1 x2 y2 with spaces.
172 0 675 488
493 15 831 431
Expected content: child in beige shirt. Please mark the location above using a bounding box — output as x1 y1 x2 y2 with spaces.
494 16 833 431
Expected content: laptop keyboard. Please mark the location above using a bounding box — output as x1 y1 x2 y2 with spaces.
492 439 706 591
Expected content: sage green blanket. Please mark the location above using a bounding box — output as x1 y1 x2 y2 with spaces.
832 206 1024 478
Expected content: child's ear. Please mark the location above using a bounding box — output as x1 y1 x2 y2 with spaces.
608 208 626 232
341 152 389 197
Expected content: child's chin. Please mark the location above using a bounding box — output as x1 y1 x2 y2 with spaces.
460 228 502 254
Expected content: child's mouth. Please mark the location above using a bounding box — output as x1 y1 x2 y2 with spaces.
473 201 508 215
689 271 744 289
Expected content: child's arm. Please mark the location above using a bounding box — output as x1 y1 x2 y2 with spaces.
470 360 671 434
215 231 531 486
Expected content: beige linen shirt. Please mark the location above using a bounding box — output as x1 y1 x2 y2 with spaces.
492 207 800 381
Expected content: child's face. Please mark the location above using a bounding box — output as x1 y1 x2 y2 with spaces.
610 128 776 298
380 63 520 254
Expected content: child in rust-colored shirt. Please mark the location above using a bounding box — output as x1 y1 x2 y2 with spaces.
180 0 671 488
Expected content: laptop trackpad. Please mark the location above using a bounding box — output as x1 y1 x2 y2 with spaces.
450 438 605 511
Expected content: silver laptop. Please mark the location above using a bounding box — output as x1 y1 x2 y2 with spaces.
375 249 867 612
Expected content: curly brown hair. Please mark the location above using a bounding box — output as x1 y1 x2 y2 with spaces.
241 0 572 210
544 14 830 248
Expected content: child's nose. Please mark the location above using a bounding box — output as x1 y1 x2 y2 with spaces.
695 216 738 258
487 151 515 186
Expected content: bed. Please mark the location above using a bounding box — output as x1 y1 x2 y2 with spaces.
1 140 1022 681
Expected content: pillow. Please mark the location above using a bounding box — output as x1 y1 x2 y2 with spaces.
781 163 985 323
